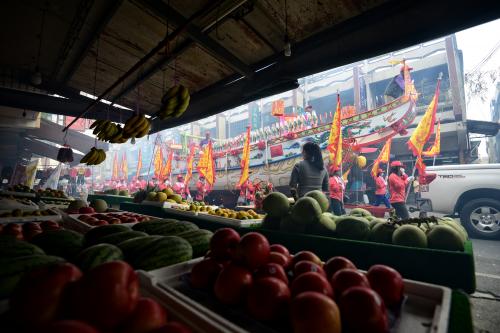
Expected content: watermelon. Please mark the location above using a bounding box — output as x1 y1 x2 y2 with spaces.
31 230 83 260
84 225 130 247
75 244 124 271
97 231 148 246
116 236 163 259
146 221 199 236
0 255 65 298
130 236 192 271
177 229 213 257
0 237 45 258
131 219 179 233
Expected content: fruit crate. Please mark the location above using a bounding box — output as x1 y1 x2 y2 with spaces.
142 200 190 209
0 209 62 224
142 258 453 333
139 272 247 333
88 194 133 208
0 197 39 213
196 212 263 228
61 212 152 233
164 207 199 217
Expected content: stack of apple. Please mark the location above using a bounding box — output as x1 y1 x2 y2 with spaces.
78 213 151 226
0 221 60 241
3 261 191 333
190 229 405 333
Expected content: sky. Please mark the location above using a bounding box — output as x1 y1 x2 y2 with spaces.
455 18 500 157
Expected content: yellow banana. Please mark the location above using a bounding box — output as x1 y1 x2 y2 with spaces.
174 94 190 118
161 85 181 104
89 119 103 130
135 122 151 138
178 85 189 103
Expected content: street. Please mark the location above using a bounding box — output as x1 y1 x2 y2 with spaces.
470 238 500 332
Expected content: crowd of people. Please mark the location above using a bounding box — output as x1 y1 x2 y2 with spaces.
289 142 414 219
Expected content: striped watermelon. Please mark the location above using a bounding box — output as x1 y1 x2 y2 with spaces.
0 255 65 298
147 221 199 236
84 225 130 247
117 236 163 260
31 230 83 261
130 236 192 271
0 237 45 258
97 231 147 246
75 244 124 271
131 219 179 233
177 229 213 257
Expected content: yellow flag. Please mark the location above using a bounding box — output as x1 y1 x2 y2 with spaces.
408 80 441 156
371 138 392 178
238 126 251 187
327 95 342 168
422 121 441 157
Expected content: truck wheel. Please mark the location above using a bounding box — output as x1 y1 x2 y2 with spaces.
460 198 500 239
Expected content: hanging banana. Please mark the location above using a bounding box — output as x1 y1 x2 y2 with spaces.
80 148 106 165
158 84 190 120
122 114 151 140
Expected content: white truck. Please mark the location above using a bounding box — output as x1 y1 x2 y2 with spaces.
418 163 500 239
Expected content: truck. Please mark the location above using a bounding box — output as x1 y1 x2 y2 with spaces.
418 164 500 239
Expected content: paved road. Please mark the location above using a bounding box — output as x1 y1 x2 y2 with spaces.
470 238 500 333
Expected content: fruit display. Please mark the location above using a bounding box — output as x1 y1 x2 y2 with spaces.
261 191 469 251
0 208 58 218
1 260 193 333
203 207 263 220
6 184 36 194
75 212 152 226
90 199 108 213
0 220 61 241
158 85 190 120
103 189 130 196
142 187 186 205
80 147 107 166
187 229 408 333
0 197 38 211
90 120 125 143
38 188 68 198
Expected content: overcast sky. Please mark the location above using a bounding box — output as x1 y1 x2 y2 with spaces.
455 18 500 158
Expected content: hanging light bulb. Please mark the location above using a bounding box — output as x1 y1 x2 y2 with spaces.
284 37 291 57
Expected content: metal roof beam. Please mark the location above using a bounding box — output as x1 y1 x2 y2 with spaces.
139 0 253 78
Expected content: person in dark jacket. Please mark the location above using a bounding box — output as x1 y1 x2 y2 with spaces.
289 142 328 199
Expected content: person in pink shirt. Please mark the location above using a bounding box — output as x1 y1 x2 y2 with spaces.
373 168 391 208
328 166 345 215
388 161 414 219
173 175 186 198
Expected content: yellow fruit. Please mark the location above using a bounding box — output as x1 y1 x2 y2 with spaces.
156 192 168 202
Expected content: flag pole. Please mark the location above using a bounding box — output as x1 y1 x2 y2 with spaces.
405 157 416 202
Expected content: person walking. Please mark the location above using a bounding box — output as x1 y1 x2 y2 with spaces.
329 166 345 215
289 142 329 200
388 161 414 219
373 169 391 208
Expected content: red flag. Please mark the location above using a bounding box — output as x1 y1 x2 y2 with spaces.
422 120 441 157
162 149 173 180
198 141 215 186
184 145 195 186
154 147 163 179
238 126 251 187
416 155 426 175
135 148 142 178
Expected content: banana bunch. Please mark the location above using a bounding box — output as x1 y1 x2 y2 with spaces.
80 148 106 165
158 85 190 120
122 114 151 140
89 120 128 143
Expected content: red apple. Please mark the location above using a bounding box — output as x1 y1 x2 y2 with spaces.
44 320 99 333
330 268 370 300
79 207 95 214
23 228 42 241
254 262 289 284
294 260 326 278
291 272 333 297
67 261 139 329
214 264 253 304
190 258 223 289
22 222 41 231
235 232 270 270
324 256 356 280
108 218 121 224
40 220 60 231
291 292 341 333
246 277 291 321
270 244 290 257
269 252 291 269
292 251 322 267
78 215 90 221
339 286 388 333
210 228 240 260
93 220 109 226
367 264 404 307
10 263 82 329
150 322 192 333
119 297 167 333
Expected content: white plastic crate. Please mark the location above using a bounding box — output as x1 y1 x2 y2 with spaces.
144 258 451 333
196 212 262 228
0 209 62 224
